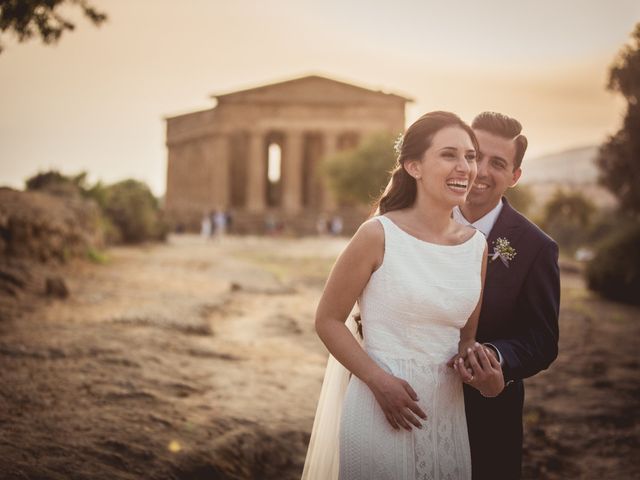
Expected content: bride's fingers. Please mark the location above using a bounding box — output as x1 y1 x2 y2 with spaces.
403 409 422 428
446 354 458 367
456 358 473 382
407 401 427 420
385 412 399 430
401 380 419 401
393 412 411 431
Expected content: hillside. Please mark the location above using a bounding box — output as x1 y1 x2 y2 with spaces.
521 146 599 185
520 146 616 210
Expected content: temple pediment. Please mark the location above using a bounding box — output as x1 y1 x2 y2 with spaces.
212 75 412 105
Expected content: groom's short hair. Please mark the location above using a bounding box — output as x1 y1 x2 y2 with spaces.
472 112 528 170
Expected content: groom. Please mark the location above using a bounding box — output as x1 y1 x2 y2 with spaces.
451 112 560 479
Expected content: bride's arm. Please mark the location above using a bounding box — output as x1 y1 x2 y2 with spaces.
315 220 382 382
315 219 427 431
454 243 505 397
458 242 488 355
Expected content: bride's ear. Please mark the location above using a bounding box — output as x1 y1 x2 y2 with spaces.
403 160 422 180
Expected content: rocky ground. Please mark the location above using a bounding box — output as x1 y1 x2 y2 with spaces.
0 234 637 479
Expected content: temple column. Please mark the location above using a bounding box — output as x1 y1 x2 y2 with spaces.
210 134 230 208
282 130 304 213
246 130 266 212
321 130 340 211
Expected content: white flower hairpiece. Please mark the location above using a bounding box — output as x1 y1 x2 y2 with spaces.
393 133 404 155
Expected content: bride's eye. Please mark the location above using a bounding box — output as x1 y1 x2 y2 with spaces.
465 153 477 162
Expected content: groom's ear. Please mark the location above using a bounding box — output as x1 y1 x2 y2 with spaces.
509 167 522 188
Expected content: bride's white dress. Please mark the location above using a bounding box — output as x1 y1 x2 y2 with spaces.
303 215 486 480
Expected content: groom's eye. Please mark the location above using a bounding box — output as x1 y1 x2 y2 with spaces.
491 159 506 169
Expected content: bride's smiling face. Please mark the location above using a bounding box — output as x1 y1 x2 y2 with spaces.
404 126 478 207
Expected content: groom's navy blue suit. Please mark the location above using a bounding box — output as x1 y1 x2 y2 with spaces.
464 197 560 480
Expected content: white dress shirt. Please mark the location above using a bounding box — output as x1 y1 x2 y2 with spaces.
452 200 504 238
453 200 506 366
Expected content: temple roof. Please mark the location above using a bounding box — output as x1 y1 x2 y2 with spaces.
210 74 413 105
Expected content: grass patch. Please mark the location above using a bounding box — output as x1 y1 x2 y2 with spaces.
87 247 109 264
233 251 334 286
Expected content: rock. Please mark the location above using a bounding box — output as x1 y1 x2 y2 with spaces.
0 262 29 297
45 276 69 298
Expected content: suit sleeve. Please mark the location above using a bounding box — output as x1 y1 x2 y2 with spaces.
490 241 560 381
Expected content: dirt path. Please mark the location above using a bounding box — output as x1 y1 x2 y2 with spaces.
0 235 343 480
522 269 640 478
0 235 638 479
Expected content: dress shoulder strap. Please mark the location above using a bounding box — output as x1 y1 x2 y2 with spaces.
471 228 488 259
369 215 399 244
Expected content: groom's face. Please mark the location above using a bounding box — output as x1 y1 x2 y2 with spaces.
466 129 522 211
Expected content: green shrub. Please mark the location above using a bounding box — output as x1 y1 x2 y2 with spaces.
98 179 168 244
25 170 167 245
586 223 640 305
25 170 87 198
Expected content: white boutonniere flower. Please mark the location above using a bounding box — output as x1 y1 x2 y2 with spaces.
490 237 517 267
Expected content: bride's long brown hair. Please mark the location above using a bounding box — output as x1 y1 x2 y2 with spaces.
374 111 479 215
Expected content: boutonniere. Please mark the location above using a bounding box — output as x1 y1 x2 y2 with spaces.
489 237 517 267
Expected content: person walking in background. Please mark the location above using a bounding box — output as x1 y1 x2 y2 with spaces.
200 212 212 239
213 210 227 238
329 215 343 236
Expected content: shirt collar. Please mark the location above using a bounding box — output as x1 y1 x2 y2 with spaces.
453 200 504 237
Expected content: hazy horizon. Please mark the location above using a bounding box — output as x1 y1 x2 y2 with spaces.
1 0 638 196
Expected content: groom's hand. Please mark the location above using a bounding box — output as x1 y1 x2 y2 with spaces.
453 343 505 398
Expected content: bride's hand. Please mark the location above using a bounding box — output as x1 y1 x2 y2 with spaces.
453 343 505 398
457 338 477 359
366 370 427 431
446 339 476 378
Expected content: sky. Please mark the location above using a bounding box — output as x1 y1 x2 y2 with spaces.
0 0 638 196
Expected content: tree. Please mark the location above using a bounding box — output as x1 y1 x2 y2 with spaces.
597 22 640 217
0 0 107 53
542 189 596 229
504 184 534 216
541 188 596 253
323 133 397 207
587 23 640 304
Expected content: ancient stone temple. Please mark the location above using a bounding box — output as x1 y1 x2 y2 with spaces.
164 75 410 233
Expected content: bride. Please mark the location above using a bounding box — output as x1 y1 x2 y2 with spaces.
302 111 497 479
